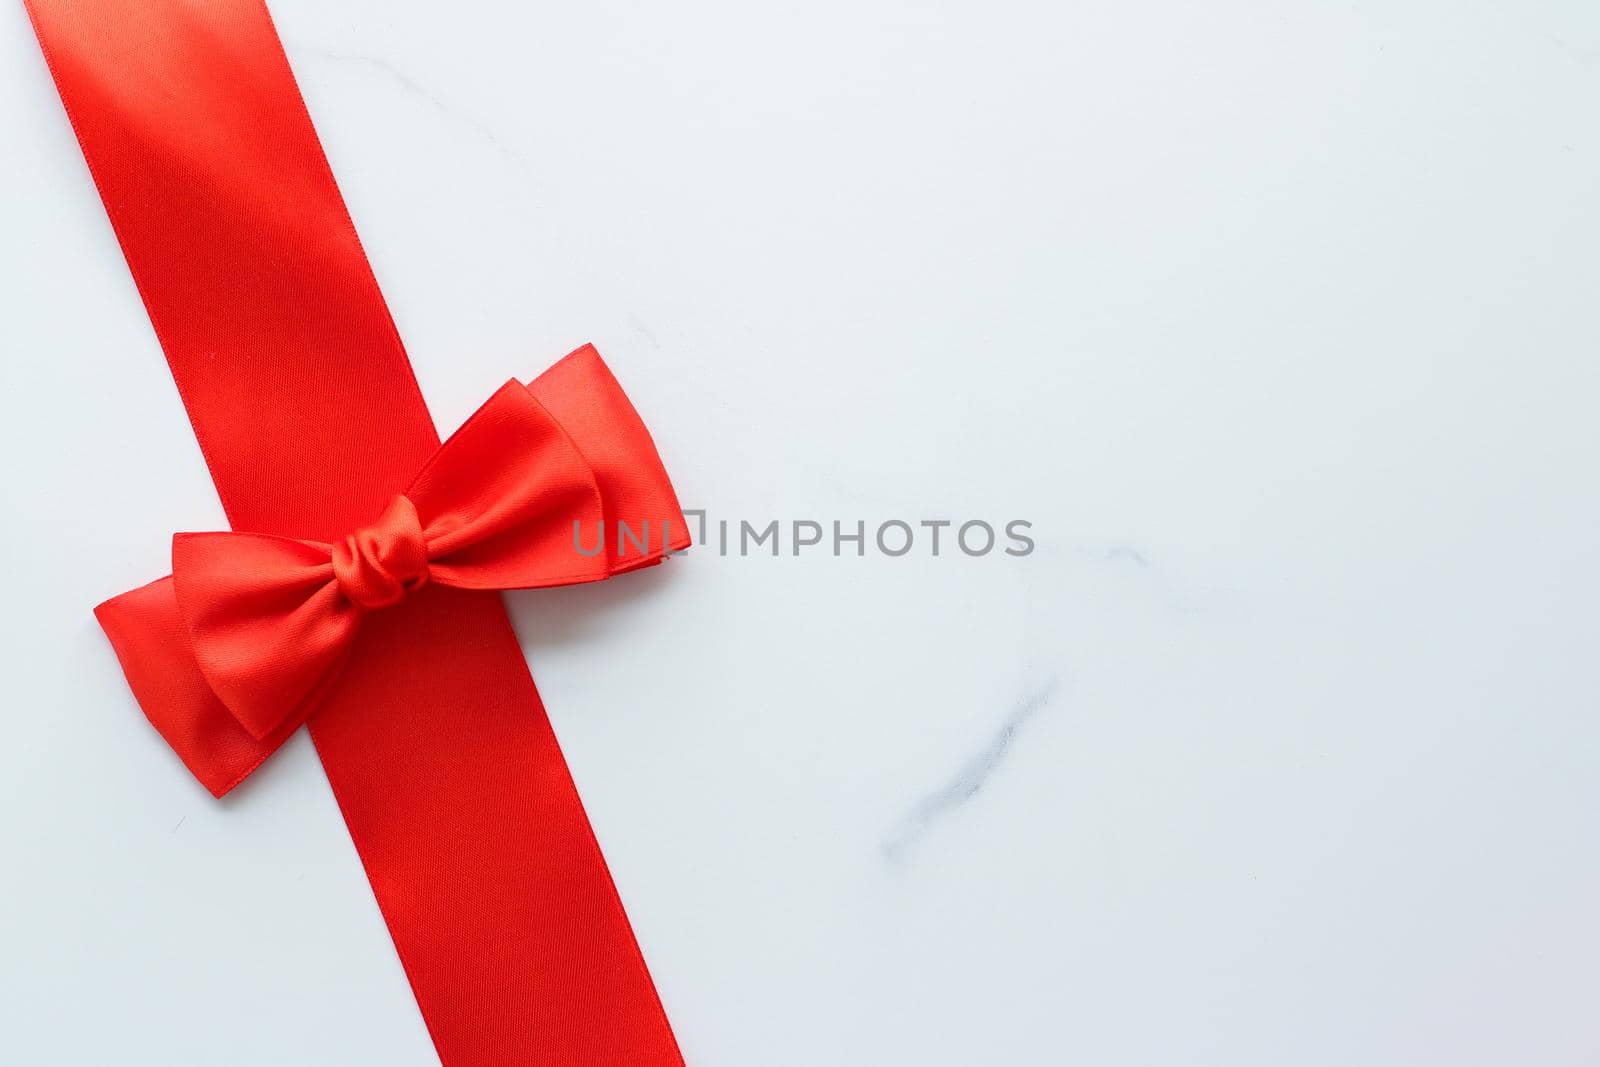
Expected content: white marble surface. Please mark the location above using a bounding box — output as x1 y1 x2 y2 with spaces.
4 1 1600 1063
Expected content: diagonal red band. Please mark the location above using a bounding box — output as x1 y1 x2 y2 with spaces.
24 1 686 1063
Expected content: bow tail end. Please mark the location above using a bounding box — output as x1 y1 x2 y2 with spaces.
96 577 296 798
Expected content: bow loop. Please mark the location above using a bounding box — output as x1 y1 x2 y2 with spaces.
407 380 610 590
171 531 356 741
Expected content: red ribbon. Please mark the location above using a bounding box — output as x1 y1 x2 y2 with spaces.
100 356 689 798
25 1 690 1063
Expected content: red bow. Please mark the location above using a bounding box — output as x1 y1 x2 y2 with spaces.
97 346 688 797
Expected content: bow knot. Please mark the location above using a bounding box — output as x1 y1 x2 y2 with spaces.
332 494 429 609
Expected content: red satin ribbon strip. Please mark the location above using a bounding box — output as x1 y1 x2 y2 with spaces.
25 1 687 1063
